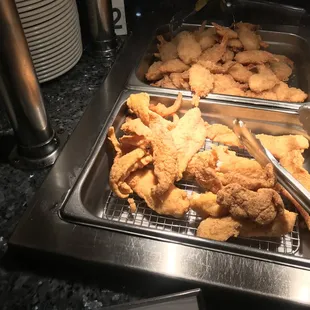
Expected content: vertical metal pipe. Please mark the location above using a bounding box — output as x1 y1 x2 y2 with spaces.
0 0 60 168
86 0 117 56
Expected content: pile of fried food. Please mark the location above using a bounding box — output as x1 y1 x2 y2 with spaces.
108 92 310 242
145 22 308 104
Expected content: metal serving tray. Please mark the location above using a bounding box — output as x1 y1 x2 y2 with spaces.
60 90 310 267
127 24 310 110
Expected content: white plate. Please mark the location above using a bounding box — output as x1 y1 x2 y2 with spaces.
34 30 81 72
25 6 76 43
18 0 66 21
23 1 74 37
16 0 55 13
37 43 83 83
21 0 71 28
32 27 80 63
29 17 78 55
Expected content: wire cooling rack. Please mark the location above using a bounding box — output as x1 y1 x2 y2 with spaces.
103 140 300 255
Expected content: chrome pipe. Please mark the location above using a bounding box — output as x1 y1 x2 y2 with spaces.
0 0 60 169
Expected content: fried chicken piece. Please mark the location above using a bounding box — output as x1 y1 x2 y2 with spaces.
127 93 150 125
171 108 207 179
270 61 293 81
128 198 137 213
222 49 234 62
149 92 182 117
212 23 238 39
107 127 122 159
109 148 146 198
205 124 241 147
145 61 163 81
121 118 152 137
156 35 178 62
217 163 275 191
272 82 308 103
190 192 228 218
228 63 253 83
159 59 190 74
170 73 189 89
127 169 190 218
249 64 279 93
189 64 214 97
177 31 202 64
228 38 243 51
235 50 278 64
256 134 309 159
212 74 248 98
217 183 284 225
239 210 297 238
197 216 241 241
197 60 234 74
198 36 229 63
148 112 178 196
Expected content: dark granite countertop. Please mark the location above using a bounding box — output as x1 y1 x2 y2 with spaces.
0 47 140 309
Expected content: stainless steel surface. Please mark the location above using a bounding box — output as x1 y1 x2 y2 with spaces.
0 0 60 168
127 23 310 110
9 16 310 306
233 119 310 214
86 0 117 56
299 103 310 135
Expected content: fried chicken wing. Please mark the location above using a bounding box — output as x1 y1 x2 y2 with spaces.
197 216 241 241
256 134 309 159
149 92 182 117
249 64 279 93
190 192 228 218
127 169 190 218
189 64 214 98
217 183 284 225
235 50 278 64
171 108 207 179
148 112 178 196
177 31 202 64
109 148 146 198
228 63 253 83
127 93 150 125
145 61 163 81
156 35 178 62
159 59 190 74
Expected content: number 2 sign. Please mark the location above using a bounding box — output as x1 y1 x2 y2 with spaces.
112 0 127 35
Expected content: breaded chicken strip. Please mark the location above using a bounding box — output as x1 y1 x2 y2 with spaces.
148 112 178 196
189 64 214 98
127 169 189 218
156 35 178 62
256 134 309 159
190 192 228 218
172 108 207 179
177 31 202 64
235 50 278 64
127 93 150 125
217 183 284 225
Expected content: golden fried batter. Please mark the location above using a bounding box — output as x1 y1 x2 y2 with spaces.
127 93 150 125
156 35 178 62
228 63 253 83
212 23 238 39
121 118 151 137
189 64 214 97
249 65 279 93
127 169 190 218
149 92 182 117
270 61 293 81
235 50 278 64
198 36 228 64
107 127 122 159
190 192 228 218
159 59 190 74
145 61 163 81
177 31 202 64
217 183 284 225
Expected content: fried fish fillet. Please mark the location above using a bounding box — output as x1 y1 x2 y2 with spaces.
190 192 228 218
127 93 150 125
109 148 146 198
149 92 182 117
127 169 190 218
171 108 207 179
189 64 214 98
256 134 309 159
148 112 178 196
217 183 284 225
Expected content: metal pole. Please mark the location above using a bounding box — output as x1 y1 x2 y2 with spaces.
0 0 61 169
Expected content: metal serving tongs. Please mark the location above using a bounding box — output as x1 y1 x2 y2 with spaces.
169 0 210 38
233 119 310 214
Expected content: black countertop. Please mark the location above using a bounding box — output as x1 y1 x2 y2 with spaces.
0 47 141 309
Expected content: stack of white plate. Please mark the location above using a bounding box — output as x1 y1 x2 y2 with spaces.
15 0 82 83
